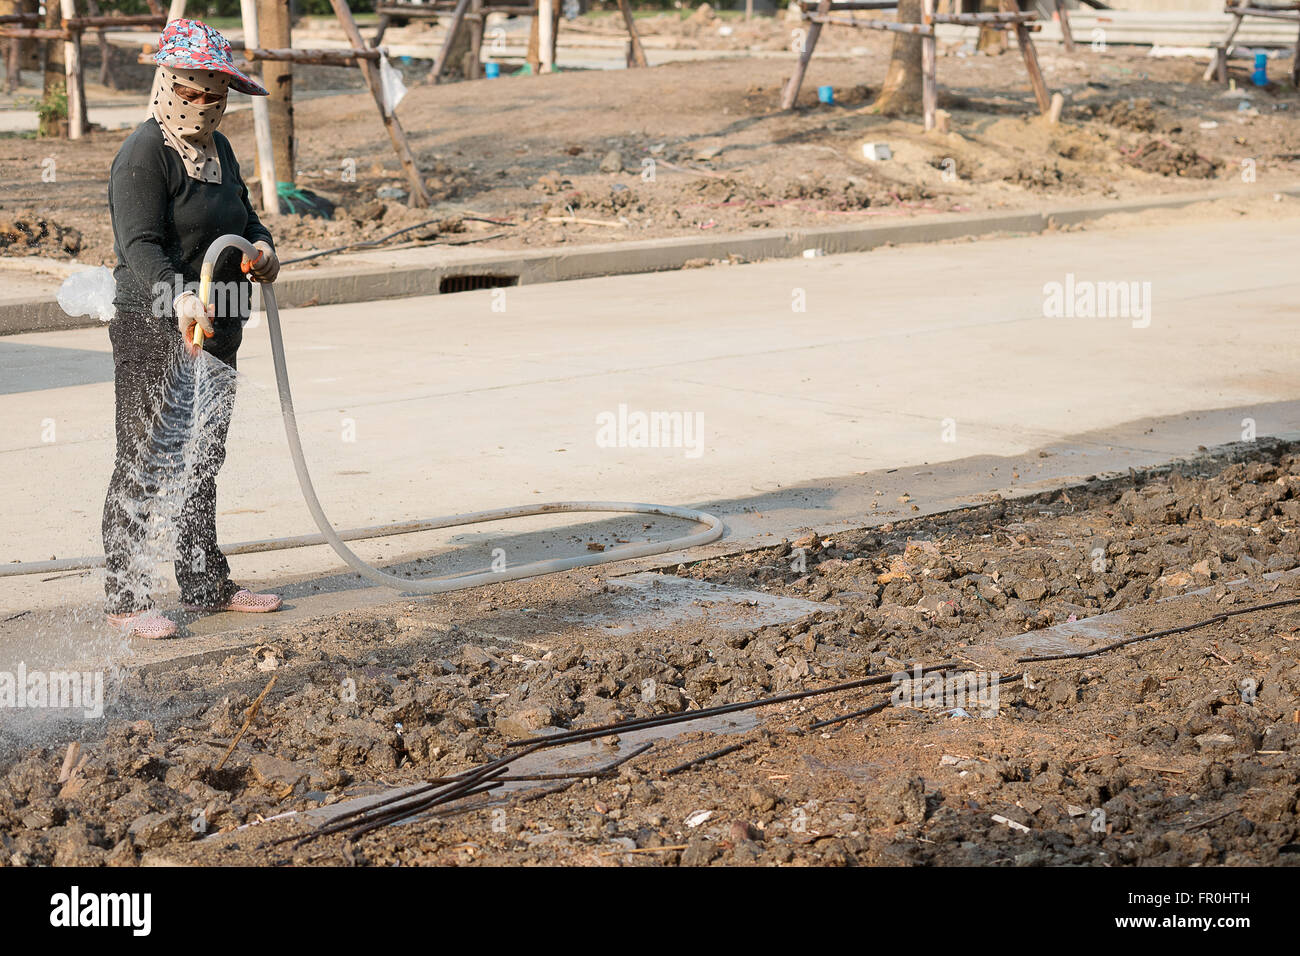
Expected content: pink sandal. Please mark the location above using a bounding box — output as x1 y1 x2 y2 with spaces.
106 610 179 640
183 588 282 614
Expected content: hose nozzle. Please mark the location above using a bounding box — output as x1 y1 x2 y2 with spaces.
195 263 214 349
193 235 259 351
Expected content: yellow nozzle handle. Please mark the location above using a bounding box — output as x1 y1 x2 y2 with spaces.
194 269 212 349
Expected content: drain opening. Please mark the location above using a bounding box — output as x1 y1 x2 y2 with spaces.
439 274 520 294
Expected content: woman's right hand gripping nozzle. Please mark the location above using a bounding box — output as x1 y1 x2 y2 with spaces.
175 290 215 356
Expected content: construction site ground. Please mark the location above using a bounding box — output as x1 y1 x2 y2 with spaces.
3 204 1300 864
4 444 1300 867
4 9 1300 872
4 12 1300 273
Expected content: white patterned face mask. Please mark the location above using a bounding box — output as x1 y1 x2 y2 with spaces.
149 66 231 183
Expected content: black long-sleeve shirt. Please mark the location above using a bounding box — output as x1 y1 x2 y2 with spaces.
108 118 272 356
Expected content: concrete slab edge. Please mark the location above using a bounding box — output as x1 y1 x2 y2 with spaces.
7 186 1297 336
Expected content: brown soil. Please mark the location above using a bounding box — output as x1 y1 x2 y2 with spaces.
4 441 1300 867
2 25 1297 270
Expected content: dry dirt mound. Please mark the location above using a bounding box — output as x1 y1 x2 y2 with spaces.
4 443 1300 866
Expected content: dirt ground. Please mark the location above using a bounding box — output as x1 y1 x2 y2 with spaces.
4 440 1300 867
3 11 1299 268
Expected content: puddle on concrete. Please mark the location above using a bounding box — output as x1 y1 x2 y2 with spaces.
476 572 833 644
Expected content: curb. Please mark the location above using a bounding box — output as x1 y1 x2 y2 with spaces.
4 186 1296 335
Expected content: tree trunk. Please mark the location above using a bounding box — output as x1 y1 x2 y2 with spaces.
870 0 923 115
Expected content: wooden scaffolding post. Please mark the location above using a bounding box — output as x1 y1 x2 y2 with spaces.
257 0 294 184
328 0 430 207
1205 2 1244 82
538 0 555 73
617 0 648 68
1 0 20 93
19 0 41 78
1293 17 1300 87
922 0 937 130
1054 0 1074 52
526 2 539 72
430 0 470 82
85 0 114 87
41 2 66 135
780 0 831 110
467 0 483 80
239 0 278 215
1010 7 1051 114
59 0 83 139
549 0 560 65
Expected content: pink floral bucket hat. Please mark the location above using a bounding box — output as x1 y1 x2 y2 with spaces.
152 19 268 96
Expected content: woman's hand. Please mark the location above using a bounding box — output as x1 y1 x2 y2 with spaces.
242 240 279 284
175 291 215 356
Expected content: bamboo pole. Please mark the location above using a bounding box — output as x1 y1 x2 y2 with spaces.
41 2 65 136
18 0 36 76
922 0 937 131
329 0 430 207
526 0 539 72
1010 9 1051 114
934 10 1039 21
617 0 647 68
239 0 278 217
808 15 931 33
538 0 554 73
1293 19 1300 86
0 26 69 38
467 0 483 79
429 0 470 81
1204 6 1244 81
59 0 84 139
246 46 379 63
1 0 18 93
548 0 559 65
83 0 113 88
780 0 830 110
166 0 185 21
257 0 294 187
1054 0 1075 51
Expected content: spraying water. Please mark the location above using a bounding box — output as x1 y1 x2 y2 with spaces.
1 345 252 756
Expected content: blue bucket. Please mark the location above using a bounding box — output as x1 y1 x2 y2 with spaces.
1252 51 1268 86
817 85 834 105
485 62 501 79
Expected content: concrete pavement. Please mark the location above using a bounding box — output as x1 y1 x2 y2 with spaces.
2 213 1299 667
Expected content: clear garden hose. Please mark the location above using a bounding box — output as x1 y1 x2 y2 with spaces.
1 234 724 591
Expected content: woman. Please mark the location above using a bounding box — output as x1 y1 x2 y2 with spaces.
104 19 282 639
